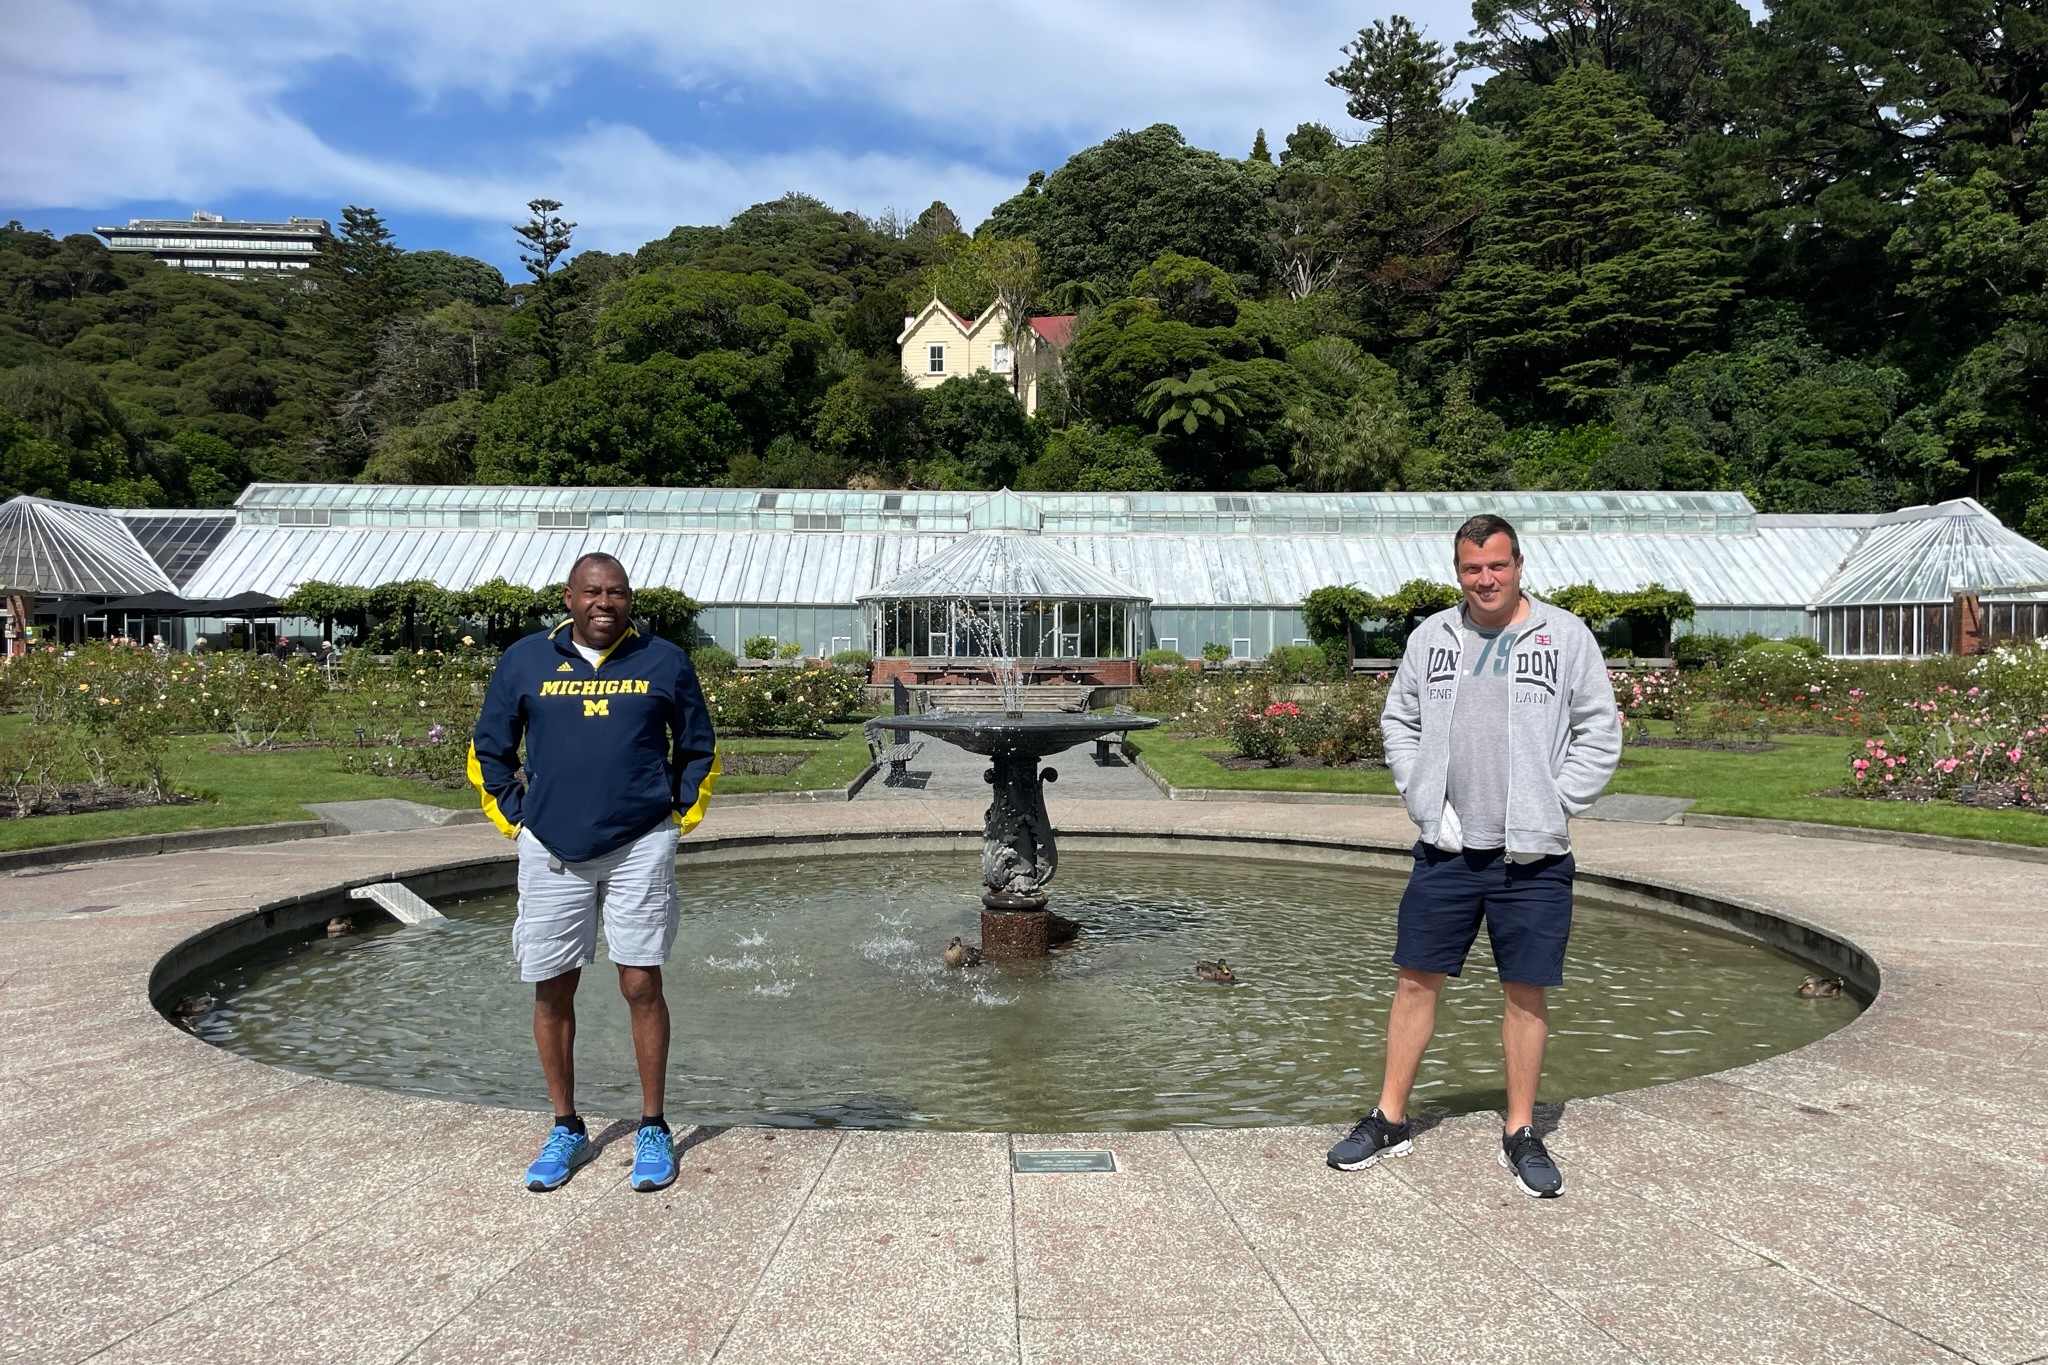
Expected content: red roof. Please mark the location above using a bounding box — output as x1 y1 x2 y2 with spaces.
1030 314 1077 347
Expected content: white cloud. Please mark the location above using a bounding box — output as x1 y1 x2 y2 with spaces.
2 0 1477 242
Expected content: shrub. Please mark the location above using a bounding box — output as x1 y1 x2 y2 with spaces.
703 666 865 736
1261 644 1332 684
830 649 873 674
1672 632 1740 669
1846 688 2048 804
1717 647 1839 712
1673 702 1778 744
1298 679 1388 765
743 635 777 660
1612 668 1681 723
776 640 806 660
1138 647 1189 669
1225 701 1303 764
1132 665 1201 721
1200 642 1232 663
692 645 737 678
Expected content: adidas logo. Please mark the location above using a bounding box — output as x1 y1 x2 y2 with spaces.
556 662 574 672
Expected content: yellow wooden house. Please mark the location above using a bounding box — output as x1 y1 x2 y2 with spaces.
896 298 1077 415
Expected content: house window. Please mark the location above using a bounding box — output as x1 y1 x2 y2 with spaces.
991 343 1012 374
927 344 945 374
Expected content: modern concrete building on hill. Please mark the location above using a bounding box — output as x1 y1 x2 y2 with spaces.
94 211 330 278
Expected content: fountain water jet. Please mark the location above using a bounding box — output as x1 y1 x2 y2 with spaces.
868 710 1159 958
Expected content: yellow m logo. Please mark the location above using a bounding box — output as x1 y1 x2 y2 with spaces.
583 698 609 717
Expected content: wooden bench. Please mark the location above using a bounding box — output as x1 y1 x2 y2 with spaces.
1095 703 1137 763
875 742 916 781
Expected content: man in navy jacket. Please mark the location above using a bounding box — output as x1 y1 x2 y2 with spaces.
469 552 719 1194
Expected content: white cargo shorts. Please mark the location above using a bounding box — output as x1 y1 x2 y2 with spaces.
513 823 680 983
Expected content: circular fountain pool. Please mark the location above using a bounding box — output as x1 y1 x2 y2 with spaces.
165 850 1859 1130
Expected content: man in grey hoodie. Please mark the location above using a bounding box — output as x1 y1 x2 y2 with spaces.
1326 514 1621 1197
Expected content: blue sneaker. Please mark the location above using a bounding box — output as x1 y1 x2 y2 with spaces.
524 1124 593 1192
632 1124 677 1192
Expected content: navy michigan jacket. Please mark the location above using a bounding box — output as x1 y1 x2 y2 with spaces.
467 623 720 863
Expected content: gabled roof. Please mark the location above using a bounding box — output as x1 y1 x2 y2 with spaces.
1030 315 1077 347
895 299 1077 348
1811 498 2048 605
0 496 178 597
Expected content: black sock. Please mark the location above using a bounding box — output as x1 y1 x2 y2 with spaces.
553 1113 585 1135
640 1114 669 1133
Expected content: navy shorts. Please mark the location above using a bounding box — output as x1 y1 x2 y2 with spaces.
1393 842 1575 987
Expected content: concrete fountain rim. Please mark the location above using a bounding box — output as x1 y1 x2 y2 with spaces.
144 820 1882 1128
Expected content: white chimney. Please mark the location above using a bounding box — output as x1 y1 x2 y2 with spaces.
903 315 917 333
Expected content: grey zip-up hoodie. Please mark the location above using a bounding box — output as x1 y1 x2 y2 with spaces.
1381 596 1622 858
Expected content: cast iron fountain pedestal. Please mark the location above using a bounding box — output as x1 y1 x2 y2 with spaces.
867 710 1159 960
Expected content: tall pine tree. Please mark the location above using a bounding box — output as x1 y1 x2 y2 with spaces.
1440 64 1732 413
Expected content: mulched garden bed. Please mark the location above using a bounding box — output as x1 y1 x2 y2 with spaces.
1207 752 1386 772
1628 737 1782 753
5 787 200 818
1811 780 2045 812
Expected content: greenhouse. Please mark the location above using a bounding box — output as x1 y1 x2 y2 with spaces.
1810 499 2048 657
0 484 2040 660
857 524 1150 672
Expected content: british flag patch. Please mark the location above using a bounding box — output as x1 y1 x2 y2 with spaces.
1533 634 1552 645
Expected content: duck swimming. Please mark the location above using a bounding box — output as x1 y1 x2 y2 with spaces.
944 937 984 969
325 917 352 938
1796 974 1844 999
1195 958 1237 983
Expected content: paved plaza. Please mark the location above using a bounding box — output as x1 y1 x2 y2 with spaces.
2 797 2045 1363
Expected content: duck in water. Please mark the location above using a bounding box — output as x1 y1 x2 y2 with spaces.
944 937 985 969
1796 974 1844 999
1195 958 1237 983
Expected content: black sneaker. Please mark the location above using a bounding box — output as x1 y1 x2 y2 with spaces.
1325 1108 1413 1171
1499 1126 1563 1198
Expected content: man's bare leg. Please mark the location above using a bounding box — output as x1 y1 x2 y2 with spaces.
1376 968 1447 1123
534 968 581 1116
618 964 670 1119
1501 981 1549 1133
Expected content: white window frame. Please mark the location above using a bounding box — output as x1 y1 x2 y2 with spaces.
927 344 946 375
991 342 1012 374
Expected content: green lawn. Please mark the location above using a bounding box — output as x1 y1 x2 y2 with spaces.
1128 730 1397 796
1605 728 2048 847
1132 721 2048 849
713 727 875 794
0 719 877 852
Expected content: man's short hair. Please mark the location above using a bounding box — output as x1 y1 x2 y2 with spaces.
567 551 630 586
1453 513 1521 563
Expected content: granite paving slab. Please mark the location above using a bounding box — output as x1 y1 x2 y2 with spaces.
0 801 2042 1361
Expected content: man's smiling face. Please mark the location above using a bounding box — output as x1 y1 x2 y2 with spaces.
565 558 632 651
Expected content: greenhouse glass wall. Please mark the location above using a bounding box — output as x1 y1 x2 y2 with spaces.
2 486 2041 662
1810 500 2048 658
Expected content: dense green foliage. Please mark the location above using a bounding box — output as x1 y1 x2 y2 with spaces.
10 0 2048 535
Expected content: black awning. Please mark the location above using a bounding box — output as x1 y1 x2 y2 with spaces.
98 591 194 613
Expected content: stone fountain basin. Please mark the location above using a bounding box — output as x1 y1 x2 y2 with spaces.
867 711 1158 759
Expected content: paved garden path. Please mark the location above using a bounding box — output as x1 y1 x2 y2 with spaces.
853 731 1162 802
1 800 2043 1363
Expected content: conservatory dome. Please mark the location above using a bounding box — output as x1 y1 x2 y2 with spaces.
858 514 1151 662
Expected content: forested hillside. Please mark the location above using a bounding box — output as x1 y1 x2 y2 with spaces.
5 1 2048 538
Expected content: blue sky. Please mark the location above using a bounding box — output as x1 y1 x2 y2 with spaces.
3 0 1483 275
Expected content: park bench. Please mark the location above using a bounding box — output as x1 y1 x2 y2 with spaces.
1095 703 1137 764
